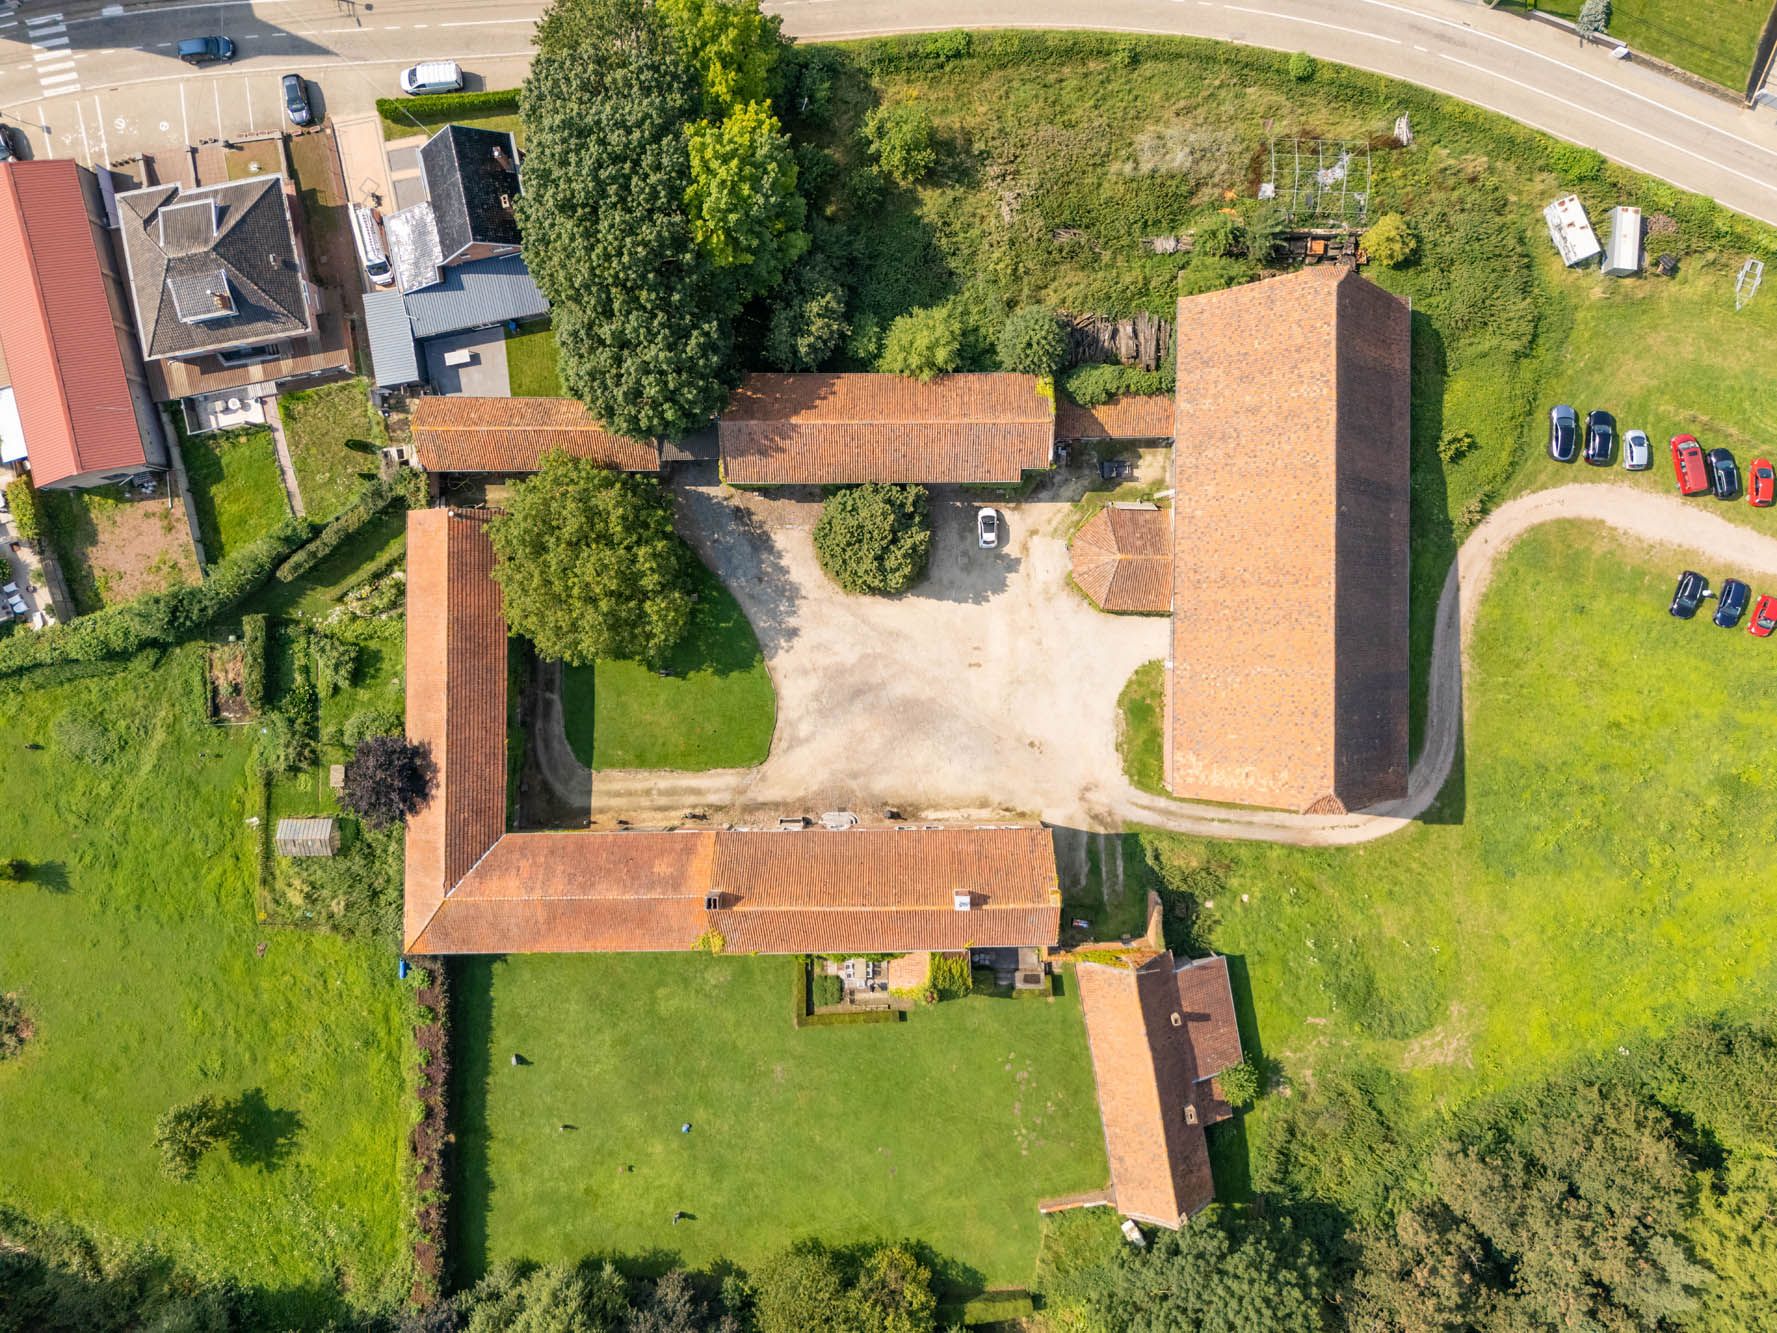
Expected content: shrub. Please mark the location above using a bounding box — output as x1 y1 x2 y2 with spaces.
813 973 844 1007
950 1291 1035 1326
0 859 27 882
996 306 1067 377
920 29 971 62
1288 51 1317 81
930 953 973 999
241 614 268 714
813 483 932 595
1176 255 1259 296
341 735 436 828
766 257 851 371
1220 1056 1262 1107
273 479 398 583
1547 139 1606 182
339 706 404 746
1062 362 1175 405
1193 211 1242 259
1577 0 1610 34
0 992 32 1060
862 102 938 187
879 304 963 381
375 88 520 124
1438 431 1477 464
6 477 40 544
1362 212 1418 267
310 633 358 701
254 710 313 777
154 1095 229 1180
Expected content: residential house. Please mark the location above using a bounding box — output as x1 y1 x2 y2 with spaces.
718 373 1055 485
1166 265 1410 814
1076 950 1244 1227
402 506 1062 956
0 160 167 488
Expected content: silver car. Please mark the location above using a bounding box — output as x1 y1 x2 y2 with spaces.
1622 428 1652 471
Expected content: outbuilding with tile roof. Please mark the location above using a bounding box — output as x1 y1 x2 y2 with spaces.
409 397 659 476
1069 504 1172 613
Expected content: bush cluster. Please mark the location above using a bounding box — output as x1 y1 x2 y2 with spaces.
930 952 973 999
793 960 900 1028
374 89 519 123
996 306 1067 377
273 479 399 584
5 477 41 544
862 101 938 187
241 613 268 714
812 483 933 595
1062 362 1176 405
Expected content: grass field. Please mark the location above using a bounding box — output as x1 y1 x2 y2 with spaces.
1515 0 1769 91
279 379 386 522
1142 523 1777 1132
0 649 413 1324
504 321 565 398
380 99 522 144
246 507 405 620
561 561 774 771
178 425 289 560
1115 659 1165 796
451 953 1107 1292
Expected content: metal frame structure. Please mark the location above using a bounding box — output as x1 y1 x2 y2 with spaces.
1735 257 1763 311
1263 139 1373 226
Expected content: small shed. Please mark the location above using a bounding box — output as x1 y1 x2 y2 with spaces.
276 817 340 858
1603 205 1643 277
1544 194 1602 267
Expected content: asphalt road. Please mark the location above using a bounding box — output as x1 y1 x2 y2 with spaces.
3 0 1777 223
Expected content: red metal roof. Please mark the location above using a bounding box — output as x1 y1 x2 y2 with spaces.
0 161 147 486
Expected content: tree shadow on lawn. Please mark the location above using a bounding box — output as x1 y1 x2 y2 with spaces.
225 1087 303 1171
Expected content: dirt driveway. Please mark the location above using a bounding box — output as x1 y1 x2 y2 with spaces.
580 465 1168 826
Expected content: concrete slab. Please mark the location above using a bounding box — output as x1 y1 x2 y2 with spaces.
422 328 510 397
393 172 428 210
332 112 397 212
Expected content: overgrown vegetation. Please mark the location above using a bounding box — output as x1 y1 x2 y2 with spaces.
277 379 386 522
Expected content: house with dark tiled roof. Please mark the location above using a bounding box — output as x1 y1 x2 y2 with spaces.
0 160 167 489
719 373 1055 485
1166 264 1410 814
408 397 659 477
402 506 1062 956
1076 950 1244 1228
1069 505 1171 614
115 175 313 370
385 125 522 294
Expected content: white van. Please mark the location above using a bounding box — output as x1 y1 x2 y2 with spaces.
349 203 395 288
399 60 464 95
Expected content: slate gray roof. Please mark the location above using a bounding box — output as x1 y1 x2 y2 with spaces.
364 288 421 387
419 124 521 264
386 201 444 294
115 176 310 361
403 255 546 340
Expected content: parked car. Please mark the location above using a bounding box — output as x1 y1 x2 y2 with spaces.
1748 594 1777 638
977 507 1001 549
1706 447 1739 500
1748 457 1775 508
399 60 464 95
177 36 235 65
1583 409 1616 466
282 74 312 127
1669 570 1709 619
1670 434 1710 496
1714 578 1750 629
1548 404 1579 463
1622 429 1651 471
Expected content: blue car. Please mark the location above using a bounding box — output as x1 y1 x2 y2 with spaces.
1714 579 1749 629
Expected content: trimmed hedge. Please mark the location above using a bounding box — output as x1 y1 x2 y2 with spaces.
274 479 399 583
241 613 268 714
0 519 310 680
376 89 520 125
942 1291 1036 1326
5 477 40 544
792 959 902 1028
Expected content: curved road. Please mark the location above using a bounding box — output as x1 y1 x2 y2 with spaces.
4 0 1777 224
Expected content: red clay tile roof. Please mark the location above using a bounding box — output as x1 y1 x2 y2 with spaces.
1165 266 1410 814
719 373 1054 484
401 506 1060 954
1076 950 1243 1228
1069 505 1172 613
0 161 148 487
410 396 659 474
1057 394 1176 441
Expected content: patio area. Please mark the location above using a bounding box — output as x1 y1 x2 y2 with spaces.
183 388 272 436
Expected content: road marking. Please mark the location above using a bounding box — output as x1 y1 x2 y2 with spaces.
212 77 221 139
439 17 534 25
35 101 50 158
178 78 187 146
37 60 76 74
1436 51 1777 197
40 71 80 86
1221 5 1401 43
244 75 253 131
74 94 89 164
94 93 110 167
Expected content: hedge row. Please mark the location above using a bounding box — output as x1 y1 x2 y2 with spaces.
375 88 520 124
938 1291 1036 1326
5 477 40 544
792 960 902 1028
0 518 310 680
273 480 400 583
241 613 268 714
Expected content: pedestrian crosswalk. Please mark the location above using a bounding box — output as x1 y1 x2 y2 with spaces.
24 12 80 98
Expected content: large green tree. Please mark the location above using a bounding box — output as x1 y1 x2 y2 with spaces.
812 483 932 596
685 99 808 295
750 1240 937 1333
487 452 695 667
1108 1212 1327 1333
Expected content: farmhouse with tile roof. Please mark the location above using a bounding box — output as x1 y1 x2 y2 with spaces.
1068 504 1172 613
1076 950 1244 1227
402 507 1061 955
1166 264 1410 814
719 372 1055 485
409 397 661 476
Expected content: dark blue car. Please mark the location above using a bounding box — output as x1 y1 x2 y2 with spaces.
1714 579 1749 629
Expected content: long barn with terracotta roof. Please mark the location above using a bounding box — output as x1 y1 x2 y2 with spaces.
402 507 1061 955
1166 265 1410 814
408 396 660 476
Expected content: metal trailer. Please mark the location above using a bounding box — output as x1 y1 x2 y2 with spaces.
1544 194 1602 267
1603 205 1643 277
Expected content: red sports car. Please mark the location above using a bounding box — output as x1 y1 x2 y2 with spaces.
1671 435 1710 496
1748 457 1775 508
1749 594 1777 639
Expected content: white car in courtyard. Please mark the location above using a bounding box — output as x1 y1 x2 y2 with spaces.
1623 428 1652 471
977 507 1001 548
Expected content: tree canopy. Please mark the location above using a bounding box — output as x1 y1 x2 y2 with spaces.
750 1240 937 1333
811 484 932 596
878 305 962 381
997 306 1066 377
488 452 695 667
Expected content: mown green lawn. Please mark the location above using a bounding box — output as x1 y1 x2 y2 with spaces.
504 320 565 398
178 425 289 560
279 379 386 522
1116 659 1165 796
561 561 774 771
0 649 413 1325
1143 522 1777 1137
452 953 1107 1292
246 507 405 620
380 103 522 145
1518 0 1768 91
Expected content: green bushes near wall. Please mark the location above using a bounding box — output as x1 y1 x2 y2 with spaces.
274 480 403 583
5 477 41 544
241 613 269 714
